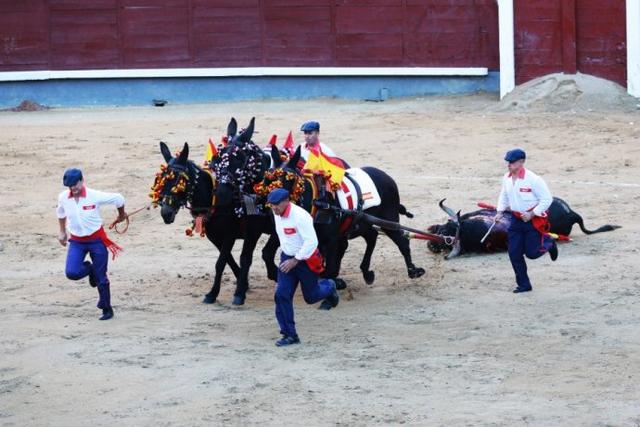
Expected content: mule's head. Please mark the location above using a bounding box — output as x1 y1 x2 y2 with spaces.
427 199 462 259
151 141 193 224
254 145 306 203
210 117 268 212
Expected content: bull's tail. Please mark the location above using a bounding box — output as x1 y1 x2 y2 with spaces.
575 213 621 234
399 204 414 218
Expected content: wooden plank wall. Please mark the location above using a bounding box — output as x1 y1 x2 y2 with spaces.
0 0 499 71
515 0 626 86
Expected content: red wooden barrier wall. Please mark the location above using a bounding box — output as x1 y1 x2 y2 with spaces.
0 1 627 88
515 0 626 86
0 0 499 71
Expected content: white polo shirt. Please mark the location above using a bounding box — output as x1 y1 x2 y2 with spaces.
273 203 317 260
56 187 125 237
497 167 552 217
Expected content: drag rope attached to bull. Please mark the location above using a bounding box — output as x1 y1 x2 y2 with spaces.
338 208 454 245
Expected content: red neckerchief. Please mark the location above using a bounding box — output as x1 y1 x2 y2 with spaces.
281 203 292 218
508 167 526 179
68 186 87 198
305 140 321 155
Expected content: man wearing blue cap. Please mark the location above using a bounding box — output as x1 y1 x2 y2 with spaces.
496 149 558 293
268 188 339 346
299 120 336 162
56 168 128 320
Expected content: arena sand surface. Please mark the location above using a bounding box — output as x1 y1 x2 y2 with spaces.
1 93 639 426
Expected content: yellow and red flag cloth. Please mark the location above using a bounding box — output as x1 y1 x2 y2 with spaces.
303 145 346 186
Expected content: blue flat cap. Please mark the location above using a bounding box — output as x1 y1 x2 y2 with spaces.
63 168 83 186
300 121 320 132
504 148 526 163
267 188 290 204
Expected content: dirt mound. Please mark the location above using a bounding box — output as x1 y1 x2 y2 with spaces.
495 73 637 113
3 100 50 112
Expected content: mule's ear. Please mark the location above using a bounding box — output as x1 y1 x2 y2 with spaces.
287 145 302 169
177 142 189 164
160 141 172 163
227 117 237 138
239 117 255 143
271 144 283 168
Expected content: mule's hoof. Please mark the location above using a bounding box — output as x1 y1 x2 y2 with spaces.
408 267 426 279
318 300 334 310
203 294 216 304
232 295 245 306
363 270 375 285
334 278 347 290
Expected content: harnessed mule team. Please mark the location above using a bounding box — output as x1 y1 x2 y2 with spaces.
150 117 620 307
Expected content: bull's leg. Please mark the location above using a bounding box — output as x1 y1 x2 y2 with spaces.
383 229 425 279
359 226 378 284
203 238 236 304
261 233 279 282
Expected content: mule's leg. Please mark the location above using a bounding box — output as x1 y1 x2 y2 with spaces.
262 233 279 282
233 232 261 306
359 226 378 285
383 229 425 279
333 238 349 290
203 238 236 304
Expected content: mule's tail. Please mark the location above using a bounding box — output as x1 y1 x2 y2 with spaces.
575 213 621 234
399 204 414 218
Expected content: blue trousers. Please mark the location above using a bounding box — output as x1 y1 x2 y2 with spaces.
65 239 111 309
275 253 335 338
508 217 554 290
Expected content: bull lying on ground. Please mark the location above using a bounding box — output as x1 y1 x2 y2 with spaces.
426 198 620 258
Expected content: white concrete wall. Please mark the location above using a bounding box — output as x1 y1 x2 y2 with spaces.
498 0 515 99
627 0 640 97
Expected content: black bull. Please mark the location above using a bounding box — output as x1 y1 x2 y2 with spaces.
426 197 620 258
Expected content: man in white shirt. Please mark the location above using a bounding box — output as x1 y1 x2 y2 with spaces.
268 188 339 347
496 149 558 293
56 168 128 320
299 120 337 162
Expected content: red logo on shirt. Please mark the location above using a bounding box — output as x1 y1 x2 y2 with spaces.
284 227 296 235
82 204 96 210
519 188 532 192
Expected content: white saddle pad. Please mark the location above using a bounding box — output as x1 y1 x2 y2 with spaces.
336 168 381 211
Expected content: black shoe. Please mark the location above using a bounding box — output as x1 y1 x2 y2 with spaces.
549 241 558 261
320 279 339 309
99 307 114 321
84 261 97 287
275 335 300 347
513 287 532 294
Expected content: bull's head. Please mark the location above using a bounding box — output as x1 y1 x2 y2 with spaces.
427 199 462 259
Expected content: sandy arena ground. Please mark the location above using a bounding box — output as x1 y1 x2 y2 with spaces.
1 85 640 425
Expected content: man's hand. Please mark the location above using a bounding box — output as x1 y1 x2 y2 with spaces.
521 211 534 222
58 231 68 247
109 208 128 230
279 258 299 273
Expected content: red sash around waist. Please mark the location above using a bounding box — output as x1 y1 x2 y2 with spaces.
512 210 551 235
70 226 123 260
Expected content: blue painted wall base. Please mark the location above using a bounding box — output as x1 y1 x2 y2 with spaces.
0 72 499 108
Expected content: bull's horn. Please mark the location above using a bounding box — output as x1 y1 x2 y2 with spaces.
439 198 459 223
445 226 462 260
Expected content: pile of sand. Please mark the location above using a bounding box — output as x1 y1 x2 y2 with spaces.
495 72 637 113
2 100 50 112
